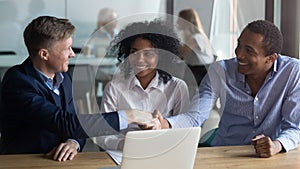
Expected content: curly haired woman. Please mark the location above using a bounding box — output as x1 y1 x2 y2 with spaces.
96 19 190 150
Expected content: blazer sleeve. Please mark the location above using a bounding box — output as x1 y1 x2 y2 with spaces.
1 67 120 139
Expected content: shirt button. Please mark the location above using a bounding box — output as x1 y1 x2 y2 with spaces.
255 116 259 119
252 130 256 133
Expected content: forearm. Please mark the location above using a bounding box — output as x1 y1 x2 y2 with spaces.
276 128 300 152
166 111 206 128
95 135 124 151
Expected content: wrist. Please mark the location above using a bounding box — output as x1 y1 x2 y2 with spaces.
163 118 171 129
273 140 283 153
66 139 80 151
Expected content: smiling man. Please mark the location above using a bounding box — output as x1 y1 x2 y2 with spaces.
0 16 153 161
156 20 300 158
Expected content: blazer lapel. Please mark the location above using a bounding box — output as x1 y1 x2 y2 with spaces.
22 57 61 107
59 78 68 110
49 90 61 107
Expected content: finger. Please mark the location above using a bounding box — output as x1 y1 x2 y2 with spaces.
151 118 161 130
145 123 155 129
251 135 266 146
153 110 162 118
139 122 154 130
62 149 73 161
251 134 265 142
254 140 269 151
138 124 147 129
53 144 66 161
255 145 269 154
68 151 77 160
157 114 167 128
255 137 272 149
257 148 272 158
254 143 272 157
152 110 159 118
53 145 62 161
153 110 163 119
57 145 70 161
62 149 71 161
157 113 164 122
139 124 150 130
260 153 271 158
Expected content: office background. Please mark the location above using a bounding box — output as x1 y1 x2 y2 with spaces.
1 0 298 60
0 0 299 152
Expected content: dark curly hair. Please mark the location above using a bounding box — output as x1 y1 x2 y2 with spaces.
108 19 181 83
246 20 283 56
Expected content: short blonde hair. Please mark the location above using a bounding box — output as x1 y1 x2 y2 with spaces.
23 16 75 57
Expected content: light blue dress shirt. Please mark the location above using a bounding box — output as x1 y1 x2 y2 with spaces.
167 55 300 151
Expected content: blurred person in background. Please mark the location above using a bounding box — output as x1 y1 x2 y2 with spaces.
83 8 119 57
177 8 216 85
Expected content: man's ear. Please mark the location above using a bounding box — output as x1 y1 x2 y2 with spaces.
38 49 48 61
266 53 278 64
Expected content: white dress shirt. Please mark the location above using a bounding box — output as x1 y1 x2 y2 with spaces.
96 72 190 150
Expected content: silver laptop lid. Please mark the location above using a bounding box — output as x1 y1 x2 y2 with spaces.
121 127 201 169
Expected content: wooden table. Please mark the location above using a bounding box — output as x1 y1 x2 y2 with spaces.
194 145 300 169
0 145 299 169
0 151 116 169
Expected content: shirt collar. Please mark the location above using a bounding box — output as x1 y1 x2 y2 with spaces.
129 72 164 92
273 54 279 73
34 67 64 90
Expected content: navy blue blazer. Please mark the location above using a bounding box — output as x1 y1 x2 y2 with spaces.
0 57 120 154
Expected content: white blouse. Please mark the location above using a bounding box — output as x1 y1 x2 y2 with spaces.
95 72 190 150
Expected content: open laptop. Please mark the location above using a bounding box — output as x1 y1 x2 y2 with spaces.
100 127 201 169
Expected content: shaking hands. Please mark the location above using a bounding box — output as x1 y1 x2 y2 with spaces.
126 110 171 130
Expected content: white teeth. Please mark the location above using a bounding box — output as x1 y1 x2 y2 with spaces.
238 62 248 66
135 65 147 69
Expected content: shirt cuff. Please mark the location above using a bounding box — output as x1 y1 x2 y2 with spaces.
276 137 294 152
117 110 128 130
67 139 80 151
166 116 176 128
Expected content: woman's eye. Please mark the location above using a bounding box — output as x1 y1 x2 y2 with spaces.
130 50 137 55
129 49 157 57
144 50 157 57
144 52 151 56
